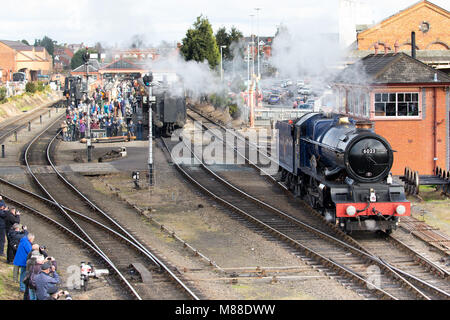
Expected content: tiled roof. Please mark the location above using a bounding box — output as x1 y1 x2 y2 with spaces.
335 52 450 84
102 59 146 70
72 64 99 73
0 40 32 51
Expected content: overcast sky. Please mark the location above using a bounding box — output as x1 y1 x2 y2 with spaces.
1 0 448 47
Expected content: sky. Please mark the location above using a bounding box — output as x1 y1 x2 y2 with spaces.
0 0 449 47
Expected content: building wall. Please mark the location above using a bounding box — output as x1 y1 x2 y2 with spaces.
16 48 52 77
357 2 450 51
372 86 448 174
0 42 16 82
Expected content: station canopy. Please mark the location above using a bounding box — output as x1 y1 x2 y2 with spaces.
99 58 149 75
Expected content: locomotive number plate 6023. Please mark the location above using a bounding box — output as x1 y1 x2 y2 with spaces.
362 148 376 154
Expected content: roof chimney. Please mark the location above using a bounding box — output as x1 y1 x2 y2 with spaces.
374 42 379 55
411 31 416 59
394 40 399 54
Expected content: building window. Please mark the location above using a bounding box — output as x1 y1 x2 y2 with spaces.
374 92 419 117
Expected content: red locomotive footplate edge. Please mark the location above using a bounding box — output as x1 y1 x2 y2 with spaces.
335 202 411 218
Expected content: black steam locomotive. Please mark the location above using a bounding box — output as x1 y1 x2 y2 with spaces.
63 76 84 107
276 112 410 233
138 76 186 137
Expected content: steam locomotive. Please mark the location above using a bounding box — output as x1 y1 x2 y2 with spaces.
63 76 84 107
137 76 186 137
276 112 410 233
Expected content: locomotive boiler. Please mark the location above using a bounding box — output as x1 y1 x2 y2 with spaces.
276 112 410 233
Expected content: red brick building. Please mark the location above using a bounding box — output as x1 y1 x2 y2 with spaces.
333 53 450 175
0 40 53 82
54 47 74 71
349 1 450 73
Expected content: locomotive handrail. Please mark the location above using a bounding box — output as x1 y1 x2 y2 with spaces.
300 137 345 152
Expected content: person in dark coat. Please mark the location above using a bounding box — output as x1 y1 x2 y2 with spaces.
4 207 20 263
128 120 136 139
106 118 112 137
0 203 7 257
137 120 143 140
7 224 27 265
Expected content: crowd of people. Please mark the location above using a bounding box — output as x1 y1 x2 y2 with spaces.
61 79 145 142
0 196 71 300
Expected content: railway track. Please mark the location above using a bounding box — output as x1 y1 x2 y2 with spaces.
0 100 63 143
16 117 200 300
179 107 450 300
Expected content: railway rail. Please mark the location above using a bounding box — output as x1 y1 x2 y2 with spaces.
179 107 450 300
187 106 450 265
15 117 199 300
0 100 63 143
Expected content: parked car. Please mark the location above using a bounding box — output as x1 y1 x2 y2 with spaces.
268 94 281 105
298 88 311 95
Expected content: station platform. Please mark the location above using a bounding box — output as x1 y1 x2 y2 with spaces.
54 139 151 174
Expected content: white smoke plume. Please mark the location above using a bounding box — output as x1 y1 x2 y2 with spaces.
145 54 227 100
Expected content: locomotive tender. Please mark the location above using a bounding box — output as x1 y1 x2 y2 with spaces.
276 112 410 233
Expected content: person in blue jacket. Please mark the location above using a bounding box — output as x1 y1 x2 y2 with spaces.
34 262 60 300
13 233 35 292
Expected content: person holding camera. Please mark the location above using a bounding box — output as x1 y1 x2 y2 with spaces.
24 250 45 300
7 224 27 265
13 233 35 292
47 287 72 300
4 207 21 263
34 261 60 300
0 202 8 257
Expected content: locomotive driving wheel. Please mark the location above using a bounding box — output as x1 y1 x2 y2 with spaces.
307 176 320 209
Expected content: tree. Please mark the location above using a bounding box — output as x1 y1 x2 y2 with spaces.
35 36 55 58
215 26 243 61
20 39 30 46
180 15 220 69
71 48 97 70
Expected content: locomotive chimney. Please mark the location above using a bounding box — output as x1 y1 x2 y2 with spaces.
411 31 416 59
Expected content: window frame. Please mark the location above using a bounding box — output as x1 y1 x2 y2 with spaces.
373 91 421 119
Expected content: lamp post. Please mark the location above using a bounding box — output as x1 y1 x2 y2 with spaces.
220 45 226 81
255 7 261 79
250 14 255 77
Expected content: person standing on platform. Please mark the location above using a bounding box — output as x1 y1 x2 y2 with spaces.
137 120 143 141
5 207 20 264
13 233 35 292
128 120 136 140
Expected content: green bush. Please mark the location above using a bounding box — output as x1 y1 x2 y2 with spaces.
25 82 37 93
36 81 45 92
0 87 6 103
228 103 241 119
